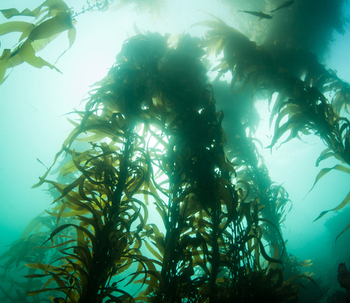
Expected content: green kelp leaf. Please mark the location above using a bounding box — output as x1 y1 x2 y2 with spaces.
144 240 163 263
17 38 61 71
0 21 34 38
0 6 74 85
0 49 11 84
28 12 72 42
20 216 53 239
7 48 24 69
53 25 76 64
30 28 65 54
267 112 307 149
0 8 35 19
32 144 66 188
315 148 333 166
336 221 350 242
1 0 69 19
308 164 350 194
314 190 350 221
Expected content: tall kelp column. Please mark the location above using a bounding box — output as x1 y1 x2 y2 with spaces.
2 0 350 301
15 33 300 302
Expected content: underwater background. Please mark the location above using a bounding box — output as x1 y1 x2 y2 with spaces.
1 0 350 302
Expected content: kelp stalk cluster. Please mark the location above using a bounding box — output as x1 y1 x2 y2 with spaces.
3 32 300 303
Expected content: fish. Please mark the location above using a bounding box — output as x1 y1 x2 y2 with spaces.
270 0 295 13
239 10 273 20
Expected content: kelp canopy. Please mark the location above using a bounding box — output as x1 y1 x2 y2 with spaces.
0 0 350 302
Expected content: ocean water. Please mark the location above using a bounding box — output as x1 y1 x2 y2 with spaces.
1 0 350 302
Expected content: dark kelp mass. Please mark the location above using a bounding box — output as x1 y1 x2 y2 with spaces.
0 0 350 302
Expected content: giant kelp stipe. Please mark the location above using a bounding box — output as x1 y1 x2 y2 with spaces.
1 0 350 302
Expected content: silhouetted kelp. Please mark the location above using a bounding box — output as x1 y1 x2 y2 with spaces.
3 0 350 302
219 0 348 58
0 31 313 302
197 16 350 241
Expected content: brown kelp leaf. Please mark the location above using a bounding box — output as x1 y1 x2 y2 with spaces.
144 240 163 262
49 273 74 296
315 148 333 166
149 128 170 150
308 164 350 194
219 154 236 173
268 243 279 270
146 224 165 256
59 151 91 176
314 190 350 221
284 274 321 295
257 238 283 266
268 112 307 149
130 255 162 294
25 259 48 271
45 209 90 219
298 259 313 267
42 223 95 247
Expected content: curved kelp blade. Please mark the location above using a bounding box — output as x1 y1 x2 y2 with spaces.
42 223 95 247
0 1 74 84
335 221 350 242
314 190 350 222
0 49 11 85
29 12 72 42
0 21 34 38
0 8 35 19
308 164 350 194
0 0 69 20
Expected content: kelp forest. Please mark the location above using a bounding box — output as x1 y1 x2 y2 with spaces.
1 0 350 302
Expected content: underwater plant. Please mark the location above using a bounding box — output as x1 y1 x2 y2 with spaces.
0 0 76 84
2 0 350 302
0 31 308 302
196 15 350 241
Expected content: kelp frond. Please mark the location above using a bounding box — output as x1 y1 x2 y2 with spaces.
0 0 76 84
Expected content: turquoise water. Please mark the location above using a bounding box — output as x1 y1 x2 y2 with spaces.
1 0 350 301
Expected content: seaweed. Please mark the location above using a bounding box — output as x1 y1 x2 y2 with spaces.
197 16 350 241
3 1 346 301
0 0 76 84
0 32 302 302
